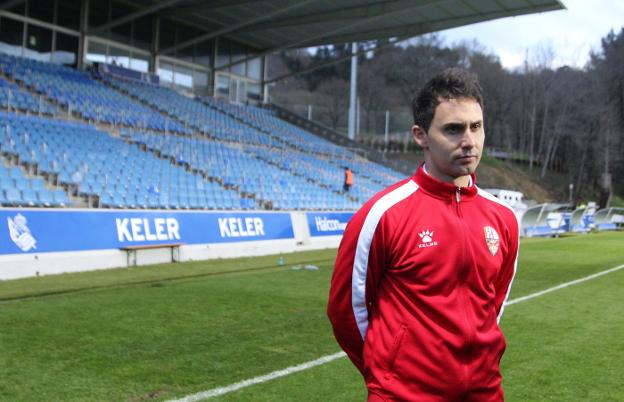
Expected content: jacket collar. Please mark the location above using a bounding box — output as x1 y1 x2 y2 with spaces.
413 164 478 201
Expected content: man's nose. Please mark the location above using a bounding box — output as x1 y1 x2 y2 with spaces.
461 129 476 149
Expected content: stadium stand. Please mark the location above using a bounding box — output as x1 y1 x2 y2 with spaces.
99 72 398 208
0 75 57 116
0 53 187 133
0 116 70 207
122 129 358 210
101 74 278 146
0 111 248 210
0 51 406 211
197 96 404 185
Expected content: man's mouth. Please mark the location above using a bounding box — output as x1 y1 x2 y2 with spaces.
456 155 477 162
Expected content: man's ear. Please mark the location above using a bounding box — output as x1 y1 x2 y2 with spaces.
412 125 428 150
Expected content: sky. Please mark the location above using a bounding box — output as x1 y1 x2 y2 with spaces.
437 0 624 70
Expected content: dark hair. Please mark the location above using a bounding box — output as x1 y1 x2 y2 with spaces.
412 68 483 132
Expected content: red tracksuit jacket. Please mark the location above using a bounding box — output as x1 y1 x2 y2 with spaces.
327 166 519 401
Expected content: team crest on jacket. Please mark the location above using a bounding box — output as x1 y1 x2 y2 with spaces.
484 226 499 256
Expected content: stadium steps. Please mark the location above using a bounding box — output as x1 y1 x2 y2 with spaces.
196 97 359 166
0 153 76 207
96 74 301 164
93 76 266 183
189 98 365 201
95 122 121 138
0 88 101 134
195 99 377 199
266 103 414 177
61 185 90 208
248 148 347 199
13 156 82 207
0 59 174 137
93 78 309 209
94 74 382 210
97 74 285 183
123 135 270 210
92 74 201 138
95 75 342 191
0 71 60 117
196 98 297 153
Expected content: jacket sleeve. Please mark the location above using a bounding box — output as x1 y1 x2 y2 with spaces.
494 213 520 323
327 204 389 375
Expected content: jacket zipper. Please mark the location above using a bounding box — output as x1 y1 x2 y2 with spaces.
455 186 475 392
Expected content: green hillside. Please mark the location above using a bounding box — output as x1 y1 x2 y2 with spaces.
385 153 570 204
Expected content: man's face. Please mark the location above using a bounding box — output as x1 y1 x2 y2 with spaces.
412 97 484 185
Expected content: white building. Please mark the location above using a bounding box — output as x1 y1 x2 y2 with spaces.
484 188 528 221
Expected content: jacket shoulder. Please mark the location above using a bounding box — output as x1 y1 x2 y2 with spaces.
361 178 417 214
347 178 418 231
476 187 519 227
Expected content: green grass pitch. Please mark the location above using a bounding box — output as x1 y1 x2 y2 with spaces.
1 231 623 401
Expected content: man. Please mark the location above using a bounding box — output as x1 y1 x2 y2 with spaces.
327 68 519 402
344 167 354 192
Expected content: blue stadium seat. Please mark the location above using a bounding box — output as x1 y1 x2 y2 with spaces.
37 189 54 207
5 187 21 205
53 189 69 207
21 188 39 206
0 189 8 205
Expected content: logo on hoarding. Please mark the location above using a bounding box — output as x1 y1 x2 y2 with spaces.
116 218 180 242
315 216 347 232
218 217 265 238
7 213 37 251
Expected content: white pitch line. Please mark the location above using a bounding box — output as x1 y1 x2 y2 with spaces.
167 262 624 402
167 352 346 402
505 263 624 305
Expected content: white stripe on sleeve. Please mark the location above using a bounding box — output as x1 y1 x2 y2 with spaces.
352 180 418 340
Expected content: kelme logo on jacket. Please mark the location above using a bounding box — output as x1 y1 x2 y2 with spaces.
484 226 499 256
418 230 438 248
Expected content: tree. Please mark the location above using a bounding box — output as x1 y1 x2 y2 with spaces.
267 29 624 203
314 78 350 129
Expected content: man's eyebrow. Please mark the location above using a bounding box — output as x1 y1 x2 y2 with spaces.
442 122 467 129
441 121 483 131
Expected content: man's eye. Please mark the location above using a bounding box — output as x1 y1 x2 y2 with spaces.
446 125 464 134
471 122 482 131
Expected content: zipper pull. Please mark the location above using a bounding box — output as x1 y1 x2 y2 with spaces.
456 187 461 203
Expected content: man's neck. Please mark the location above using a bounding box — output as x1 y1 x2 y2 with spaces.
422 164 472 187
453 175 471 188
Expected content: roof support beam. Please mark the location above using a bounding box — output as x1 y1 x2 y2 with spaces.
171 0 265 14
166 14 261 51
91 0 184 33
214 0 447 72
242 0 440 31
304 4 562 46
265 36 411 84
0 0 25 11
160 0 318 55
218 0 564 72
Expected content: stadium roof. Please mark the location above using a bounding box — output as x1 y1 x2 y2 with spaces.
112 0 565 55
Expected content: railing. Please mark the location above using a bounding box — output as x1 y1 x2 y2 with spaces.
265 103 414 176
